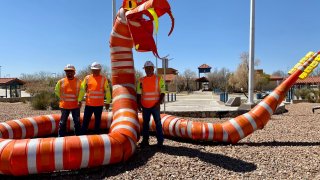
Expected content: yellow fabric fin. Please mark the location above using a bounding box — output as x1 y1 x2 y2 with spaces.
148 8 159 34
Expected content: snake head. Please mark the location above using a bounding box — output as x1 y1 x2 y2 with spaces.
122 0 147 10
123 0 175 58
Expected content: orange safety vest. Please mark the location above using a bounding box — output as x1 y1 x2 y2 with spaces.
140 74 161 108
85 75 106 106
59 77 80 109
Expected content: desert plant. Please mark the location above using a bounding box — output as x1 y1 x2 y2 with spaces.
299 88 311 100
307 89 320 103
31 91 52 110
50 93 60 110
294 89 301 100
20 72 61 96
307 92 317 103
294 87 313 100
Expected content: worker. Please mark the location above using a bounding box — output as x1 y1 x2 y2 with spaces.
79 62 111 134
137 60 165 147
55 64 82 137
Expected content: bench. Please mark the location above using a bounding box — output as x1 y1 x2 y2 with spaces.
312 106 320 113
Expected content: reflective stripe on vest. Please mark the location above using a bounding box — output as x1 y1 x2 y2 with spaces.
85 75 106 106
141 75 160 108
59 78 80 109
143 92 159 96
143 97 160 101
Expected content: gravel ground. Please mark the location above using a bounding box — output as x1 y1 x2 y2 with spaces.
0 102 320 179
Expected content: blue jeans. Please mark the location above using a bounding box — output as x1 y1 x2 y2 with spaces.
58 108 81 137
142 106 164 144
81 105 103 135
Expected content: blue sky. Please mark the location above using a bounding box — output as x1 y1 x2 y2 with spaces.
0 0 319 78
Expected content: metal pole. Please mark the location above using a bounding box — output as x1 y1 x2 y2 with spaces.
112 0 117 24
175 73 178 94
163 58 166 113
248 0 255 104
155 35 158 76
154 35 165 113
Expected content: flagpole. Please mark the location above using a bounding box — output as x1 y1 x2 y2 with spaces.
112 0 116 24
248 0 255 105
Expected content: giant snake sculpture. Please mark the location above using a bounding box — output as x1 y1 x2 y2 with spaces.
0 0 319 176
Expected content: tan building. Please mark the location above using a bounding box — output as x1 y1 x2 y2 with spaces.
0 78 25 98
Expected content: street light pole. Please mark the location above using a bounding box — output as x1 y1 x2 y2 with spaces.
162 57 167 113
248 0 255 105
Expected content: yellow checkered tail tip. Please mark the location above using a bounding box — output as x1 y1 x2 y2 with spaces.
287 51 320 79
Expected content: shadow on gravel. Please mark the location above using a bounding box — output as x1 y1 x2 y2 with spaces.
0 147 158 180
166 136 320 148
237 141 320 147
164 136 232 146
157 145 256 173
0 144 256 180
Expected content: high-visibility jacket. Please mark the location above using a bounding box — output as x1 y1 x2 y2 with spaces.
137 74 165 108
55 77 81 109
79 74 111 106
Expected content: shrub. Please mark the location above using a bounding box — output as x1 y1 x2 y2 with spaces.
31 91 61 110
21 98 27 104
299 88 311 100
31 91 51 110
307 92 317 103
306 89 319 103
50 93 60 110
294 89 301 100
294 88 318 102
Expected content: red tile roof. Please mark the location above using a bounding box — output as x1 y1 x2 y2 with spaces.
295 76 320 84
0 78 25 85
198 64 211 69
269 75 284 81
163 74 176 82
157 68 178 75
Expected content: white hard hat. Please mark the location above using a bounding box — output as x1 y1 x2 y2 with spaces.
64 64 76 71
91 62 102 70
143 61 154 68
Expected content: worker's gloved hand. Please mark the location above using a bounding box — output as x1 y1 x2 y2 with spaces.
78 101 82 108
137 105 142 112
105 104 110 111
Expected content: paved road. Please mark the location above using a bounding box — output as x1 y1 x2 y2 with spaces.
161 91 245 112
